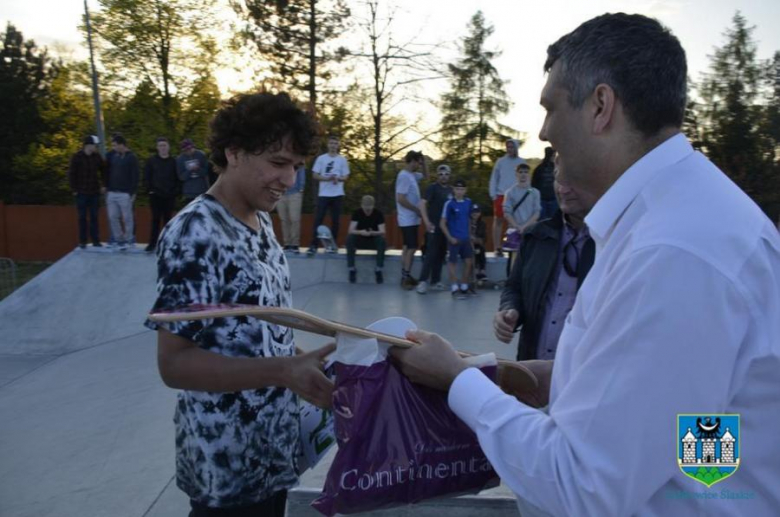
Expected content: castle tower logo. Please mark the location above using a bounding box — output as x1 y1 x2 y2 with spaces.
677 414 740 487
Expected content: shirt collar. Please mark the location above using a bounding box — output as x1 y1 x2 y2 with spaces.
585 133 693 244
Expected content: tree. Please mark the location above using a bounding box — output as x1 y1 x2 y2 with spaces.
234 0 350 111
695 11 778 215
0 24 60 203
89 0 217 137
439 11 520 197
346 0 443 207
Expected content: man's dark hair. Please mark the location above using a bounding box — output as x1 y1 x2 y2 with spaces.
208 92 319 168
516 163 531 171
155 137 168 143
112 135 127 145
404 150 423 163
544 13 687 136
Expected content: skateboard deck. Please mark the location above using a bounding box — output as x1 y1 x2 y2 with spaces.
317 225 337 252
148 304 538 395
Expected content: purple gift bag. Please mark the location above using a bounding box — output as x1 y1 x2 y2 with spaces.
311 358 499 516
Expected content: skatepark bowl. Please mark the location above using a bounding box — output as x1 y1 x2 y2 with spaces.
0 246 522 517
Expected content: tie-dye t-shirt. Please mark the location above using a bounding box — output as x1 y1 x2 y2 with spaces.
145 194 299 507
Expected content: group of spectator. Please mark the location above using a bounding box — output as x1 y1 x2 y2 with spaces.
67 134 211 252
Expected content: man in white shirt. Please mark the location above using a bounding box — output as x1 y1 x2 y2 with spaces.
395 150 425 289
307 135 350 255
392 13 780 516
489 139 526 257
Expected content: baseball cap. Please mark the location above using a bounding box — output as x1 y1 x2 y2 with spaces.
180 138 195 150
471 203 482 213
437 164 451 174
453 179 466 187
83 135 99 145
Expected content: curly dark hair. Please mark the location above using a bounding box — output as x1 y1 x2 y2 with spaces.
208 92 319 168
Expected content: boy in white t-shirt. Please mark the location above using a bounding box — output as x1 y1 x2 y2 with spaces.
307 135 350 255
395 150 425 289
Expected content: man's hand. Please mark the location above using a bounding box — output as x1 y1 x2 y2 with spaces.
389 330 469 392
513 360 553 408
449 236 458 245
285 343 336 408
493 309 519 343
425 221 435 233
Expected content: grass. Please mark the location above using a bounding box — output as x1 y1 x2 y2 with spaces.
0 261 52 301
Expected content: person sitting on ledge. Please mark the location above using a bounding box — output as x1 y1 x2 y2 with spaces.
346 195 386 284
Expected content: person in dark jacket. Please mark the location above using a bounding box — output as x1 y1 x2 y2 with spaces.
104 134 140 250
144 137 179 252
177 138 210 205
532 147 558 220
494 168 595 360
68 135 105 248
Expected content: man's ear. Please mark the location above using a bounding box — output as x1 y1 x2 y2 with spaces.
591 83 617 134
224 147 241 168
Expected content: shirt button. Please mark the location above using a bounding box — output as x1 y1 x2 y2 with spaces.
552 321 556 325
558 292 562 296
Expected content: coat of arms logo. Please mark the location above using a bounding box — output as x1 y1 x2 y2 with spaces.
677 414 740 487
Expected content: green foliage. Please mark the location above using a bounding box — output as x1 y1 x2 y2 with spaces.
0 23 61 203
694 11 780 218
235 0 350 109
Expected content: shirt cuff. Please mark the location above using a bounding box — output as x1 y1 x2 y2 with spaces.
448 367 505 431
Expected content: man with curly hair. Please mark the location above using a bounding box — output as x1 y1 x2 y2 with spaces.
145 92 334 516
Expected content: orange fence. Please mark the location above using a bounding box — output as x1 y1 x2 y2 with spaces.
0 202 498 262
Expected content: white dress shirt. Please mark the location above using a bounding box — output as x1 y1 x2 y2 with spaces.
449 134 780 516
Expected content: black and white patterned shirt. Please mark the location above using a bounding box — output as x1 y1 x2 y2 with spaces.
145 194 299 507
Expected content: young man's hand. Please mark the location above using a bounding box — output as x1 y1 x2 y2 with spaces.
389 330 469 392
449 236 458 245
286 343 336 408
493 309 519 343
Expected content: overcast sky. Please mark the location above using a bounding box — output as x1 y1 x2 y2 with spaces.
3 0 779 158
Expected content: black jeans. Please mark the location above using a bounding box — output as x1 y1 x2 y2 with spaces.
149 194 176 248
189 491 287 517
76 193 100 244
418 229 447 284
310 195 343 247
346 234 386 268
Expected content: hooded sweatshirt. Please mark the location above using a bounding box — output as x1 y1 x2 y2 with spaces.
489 139 527 199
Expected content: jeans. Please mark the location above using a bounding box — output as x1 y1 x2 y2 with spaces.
418 229 447 284
276 192 303 246
188 490 287 517
106 191 134 244
75 193 100 244
310 195 343 247
149 194 176 248
346 234 386 268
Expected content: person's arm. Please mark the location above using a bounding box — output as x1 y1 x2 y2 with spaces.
397 193 420 215
338 157 349 182
311 157 327 182
493 247 528 342
176 156 187 182
440 205 456 244
394 246 747 516
419 198 434 232
157 329 334 408
374 223 386 237
348 220 360 236
517 213 539 234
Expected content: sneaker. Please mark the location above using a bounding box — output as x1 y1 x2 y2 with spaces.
291 247 300 254
92 242 103 248
306 247 316 257
432 282 447 291
407 276 419 287
401 277 415 290
326 246 338 254
416 281 428 294
349 269 357 283
78 243 87 249
144 244 155 253
375 270 384 284
457 288 469 300
118 243 128 252
495 249 504 258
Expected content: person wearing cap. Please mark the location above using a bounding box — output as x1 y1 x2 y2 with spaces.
176 138 210 205
105 134 140 250
346 195 386 284
489 139 527 257
416 163 453 294
440 178 474 299
68 135 106 248
395 150 426 289
144 137 180 253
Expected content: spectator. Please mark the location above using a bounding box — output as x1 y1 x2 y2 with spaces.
470 204 487 282
145 91 333 516
177 138 210 205
495 166 595 361
307 136 350 255
346 195 386 284
417 164 453 294
532 147 558 219
144 137 179 253
395 150 425 290
277 164 306 252
104 134 139 251
502 163 541 265
68 135 105 249
440 178 474 299
489 139 527 257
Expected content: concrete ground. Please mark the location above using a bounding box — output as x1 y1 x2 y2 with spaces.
0 247 520 517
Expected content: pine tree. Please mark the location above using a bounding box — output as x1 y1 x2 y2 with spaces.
440 11 520 182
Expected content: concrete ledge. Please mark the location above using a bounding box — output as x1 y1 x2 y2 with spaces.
287 487 520 516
